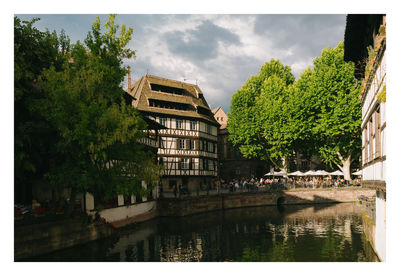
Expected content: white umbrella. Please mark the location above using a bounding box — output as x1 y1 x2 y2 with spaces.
273 171 285 176
304 170 315 176
314 170 330 176
353 170 363 176
329 170 344 176
288 171 304 176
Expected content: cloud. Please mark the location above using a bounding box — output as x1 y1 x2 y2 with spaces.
253 14 346 63
16 14 346 113
163 20 241 62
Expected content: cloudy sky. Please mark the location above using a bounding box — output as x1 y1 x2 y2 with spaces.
16 14 346 113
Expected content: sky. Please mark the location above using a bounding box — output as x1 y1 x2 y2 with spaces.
15 14 346 113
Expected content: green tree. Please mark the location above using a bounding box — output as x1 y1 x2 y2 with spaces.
295 42 361 180
228 59 296 174
35 14 163 213
14 17 69 203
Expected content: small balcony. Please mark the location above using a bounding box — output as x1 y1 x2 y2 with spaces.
138 137 159 148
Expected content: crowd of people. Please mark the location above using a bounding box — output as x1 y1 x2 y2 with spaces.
217 175 361 192
220 177 285 192
166 174 362 198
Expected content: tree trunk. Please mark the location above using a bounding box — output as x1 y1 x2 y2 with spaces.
269 156 288 175
341 156 352 181
66 187 77 217
281 156 289 178
335 152 352 181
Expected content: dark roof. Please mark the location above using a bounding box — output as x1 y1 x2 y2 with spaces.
344 14 385 79
141 113 167 130
126 75 219 126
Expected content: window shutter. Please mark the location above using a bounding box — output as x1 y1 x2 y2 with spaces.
178 158 182 169
195 140 199 150
176 139 179 149
185 139 190 149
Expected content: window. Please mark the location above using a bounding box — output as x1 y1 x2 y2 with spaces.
221 117 223 121
178 139 185 149
199 139 204 151
180 158 189 170
204 159 208 170
199 158 203 170
190 140 195 150
216 117 219 121
190 120 197 130
208 142 214 153
369 118 373 161
208 160 214 171
176 119 183 129
206 124 211 134
160 138 165 149
159 117 166 127
375 108 381 157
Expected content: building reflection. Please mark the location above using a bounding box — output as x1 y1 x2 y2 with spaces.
101 203 376 261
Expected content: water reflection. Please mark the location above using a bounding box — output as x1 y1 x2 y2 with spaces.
27 203 378 262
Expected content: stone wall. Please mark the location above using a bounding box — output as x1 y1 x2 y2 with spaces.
158 195 223 217
158 189 376 217
15 218 114 261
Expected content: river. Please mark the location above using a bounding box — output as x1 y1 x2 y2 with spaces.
27 202 379 261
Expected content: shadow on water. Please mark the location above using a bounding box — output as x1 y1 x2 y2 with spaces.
24 202 374 262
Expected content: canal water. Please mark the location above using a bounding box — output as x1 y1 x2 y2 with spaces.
28 203 379 262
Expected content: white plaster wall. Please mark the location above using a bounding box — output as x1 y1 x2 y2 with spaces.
99 201 156 223
363 160 385 181
375 195 386 261
381 118 386 157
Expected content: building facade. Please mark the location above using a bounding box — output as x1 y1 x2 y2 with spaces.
344 14 386 189
126 74 219 192
212 107 269 180
344 14 386 261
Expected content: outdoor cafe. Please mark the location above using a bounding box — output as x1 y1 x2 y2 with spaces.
264 169 363 189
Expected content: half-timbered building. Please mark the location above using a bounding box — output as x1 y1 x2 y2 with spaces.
344 14 386 190
126 74 219 193
344 14 386 262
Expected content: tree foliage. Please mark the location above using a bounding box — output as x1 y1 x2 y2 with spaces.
295 42 361 179
228 59 296 171
14 15 163 207
14 17 66 184
228 43 361 179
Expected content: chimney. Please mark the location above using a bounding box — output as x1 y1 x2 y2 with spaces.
127 66 132 91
